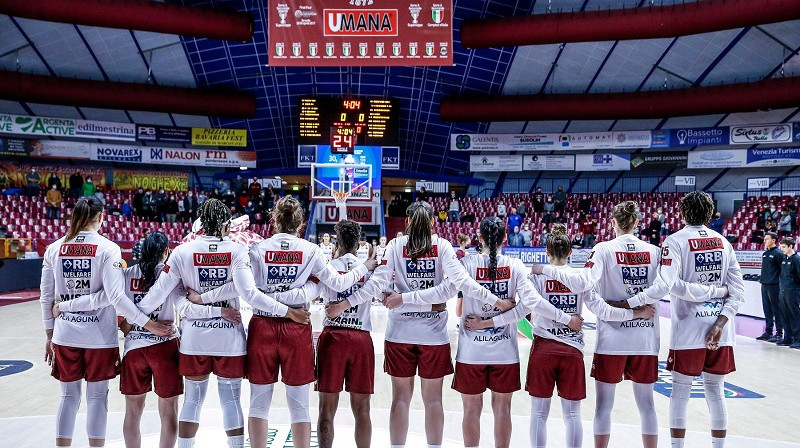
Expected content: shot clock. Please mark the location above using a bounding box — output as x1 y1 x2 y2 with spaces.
298 97 399 150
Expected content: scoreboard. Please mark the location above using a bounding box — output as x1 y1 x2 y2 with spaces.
298 97 399 152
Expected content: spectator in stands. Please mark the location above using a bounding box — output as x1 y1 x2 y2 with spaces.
756 204 767 229
571 231 585 249
232 174 245 195
0 171 7 190
155 188 167 221
790 204 798 235
417 185 428 202
264 184 275 210
165 195 179 223
543 209 554 225
395 231 404 239
69 171 83 198
94 189 105 205
438 207 448 223
217 177 230 194
554 185 566 213
82 176 96 198
751 228 765 245
507 207 522 232
197 189 207 205
455 234 470 259
244 200 256 222
508 225 525 247
540 226 551 247
766 219 777 235
237 190 249 212
183 190 198 222
767 203 780 222
517 202 527 220
780 210 793 237
249 177 262 198
177 196 186 222
132 233 146 262
122 199 132 220
46 184 62 219
554 212 566 224
26 167 41 197
520 224 532 247
47 173 61 190
222 188 236 208
448 191 460 222
141 189 156 219
710 212 724 234
496 201 506 219
579 194 592 214
133 187 144 217
581 215 597 247
648 213 662 246
544 196 554 214
532 187 545 213
656 206 666 235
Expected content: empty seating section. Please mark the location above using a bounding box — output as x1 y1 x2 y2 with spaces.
427 192 685 246
0 192 273 244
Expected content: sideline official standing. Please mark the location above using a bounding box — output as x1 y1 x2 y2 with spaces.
758 232 784 342
778 238 800 348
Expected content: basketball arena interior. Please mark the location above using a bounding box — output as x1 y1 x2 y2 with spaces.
1 1 800 447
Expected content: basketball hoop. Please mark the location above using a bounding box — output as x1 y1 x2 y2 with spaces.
332 189 350 221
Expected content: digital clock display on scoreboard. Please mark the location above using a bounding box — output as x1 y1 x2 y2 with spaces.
298 97 399 147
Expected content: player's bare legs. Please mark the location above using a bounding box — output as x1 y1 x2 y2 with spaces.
318 392 339 448
420 377 445 446
461 393 482 447
491 391 513 448
350 393 372 448
389 376 414 445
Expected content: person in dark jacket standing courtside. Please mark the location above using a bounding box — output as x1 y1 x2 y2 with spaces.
758 232 784 342
778 237 800 348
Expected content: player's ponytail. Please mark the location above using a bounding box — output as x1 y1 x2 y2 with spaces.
65 197 104 242
405 201 434 261
139 231 169 292
546 223 572 261
612 200 639 232
198 198 231 241
272 196 304 236
480 216 506 292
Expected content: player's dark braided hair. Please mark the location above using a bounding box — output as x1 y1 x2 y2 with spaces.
406 201 434 261
139 231 169 292
480 216 506 292
546 223 572 260
613 201 639 232
680 191 715 226
334 219 361 254
198 198 231 241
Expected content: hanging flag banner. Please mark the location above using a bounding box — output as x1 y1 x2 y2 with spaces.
113 170 189 191
522 154 575 171
190 128 248 147
0 113 135 141
729 124 792 145
136 124 193 144
688 148 800 169
268 0 453 67
574 153 630 171
469 155 522 172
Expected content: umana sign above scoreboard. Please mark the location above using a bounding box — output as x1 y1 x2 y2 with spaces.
269 0 453 66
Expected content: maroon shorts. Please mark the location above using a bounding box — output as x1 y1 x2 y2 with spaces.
526 337 586 401
384 341 453 379
121 339 183 398
247 315 315 386
667 347 736 377
452 362 521 395
316 327 375 394
51 344 120 382
591 354 658 384
179 354 246 378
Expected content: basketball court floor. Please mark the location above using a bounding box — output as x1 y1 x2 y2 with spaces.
1 295 799 448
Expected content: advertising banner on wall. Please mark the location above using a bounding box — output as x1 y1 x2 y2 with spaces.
729 124 793 145
747 178 770 189
611 130 652 149
688 148 800 169
630 153 687 168
662 127 729 148
268 0 453 67
190 128 248 147
0 113 135 141
574 153 630 171
0 138 92 159
297 145 400 169
136 124 192 144
674 175 695 186
113 170 189 191
381 146 400 169
0 161 106 187
522 154 575 171
469 154 522 172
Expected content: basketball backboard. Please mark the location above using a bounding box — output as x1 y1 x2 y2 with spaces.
311 162 373 201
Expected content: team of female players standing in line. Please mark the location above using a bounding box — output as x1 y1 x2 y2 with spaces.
41 190 743 448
